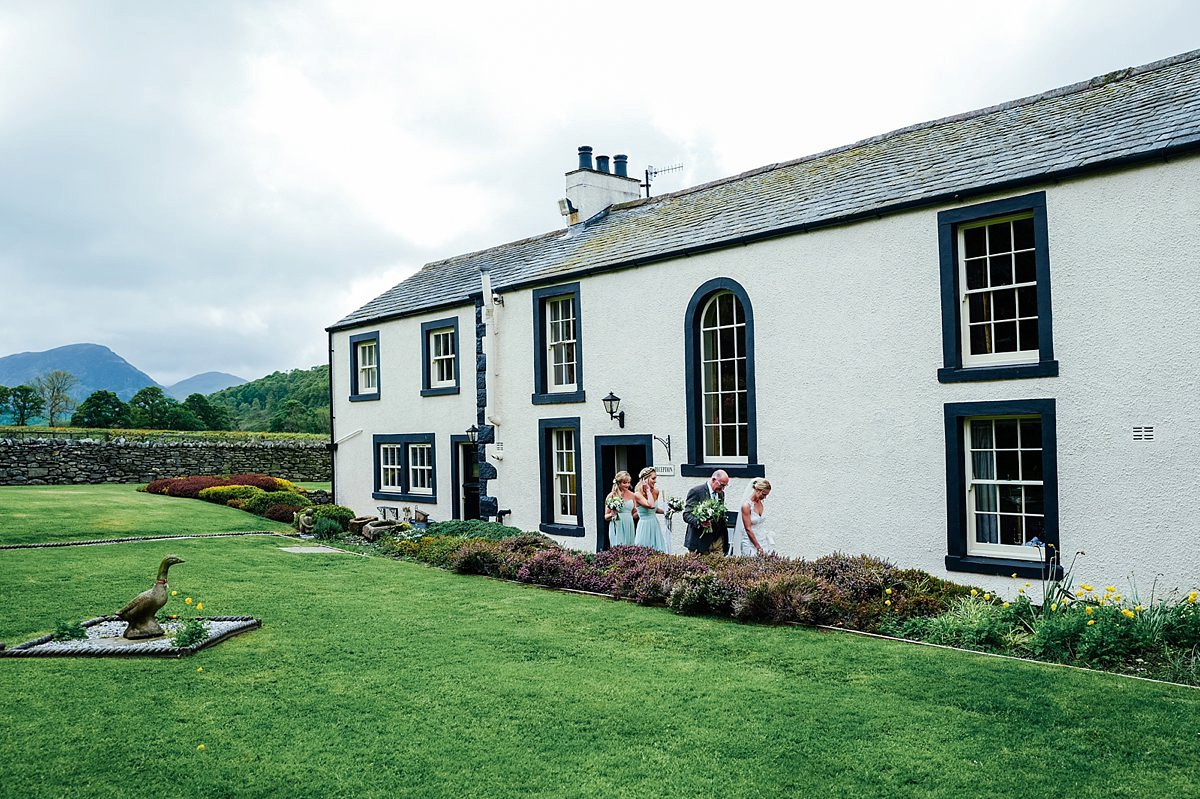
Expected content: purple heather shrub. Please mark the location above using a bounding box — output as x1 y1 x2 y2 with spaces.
732 573 843 625
516 549 595 589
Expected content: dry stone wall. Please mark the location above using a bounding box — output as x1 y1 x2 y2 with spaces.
0 436 330 485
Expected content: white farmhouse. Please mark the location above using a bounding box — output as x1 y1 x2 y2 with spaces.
327 50 1200 594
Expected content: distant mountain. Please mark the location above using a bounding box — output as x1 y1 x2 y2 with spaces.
166 371 247 399
0 343 159 401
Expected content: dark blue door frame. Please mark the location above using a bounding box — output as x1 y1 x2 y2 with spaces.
593 434 653 552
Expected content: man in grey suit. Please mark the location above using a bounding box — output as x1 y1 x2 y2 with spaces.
682 469 731 554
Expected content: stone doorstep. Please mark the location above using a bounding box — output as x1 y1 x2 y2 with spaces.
0 615 261 658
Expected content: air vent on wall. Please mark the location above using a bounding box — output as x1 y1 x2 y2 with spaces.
1133 426 1155 441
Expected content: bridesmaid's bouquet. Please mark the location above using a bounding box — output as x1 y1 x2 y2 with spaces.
604 496 624 516
664 496 685 521
692 497 727 528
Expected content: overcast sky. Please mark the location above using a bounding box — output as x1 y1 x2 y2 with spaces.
0 1 1195 385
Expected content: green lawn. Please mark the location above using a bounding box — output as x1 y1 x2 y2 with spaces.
292 481 331 492
0 484 293 545
1 536 1197 798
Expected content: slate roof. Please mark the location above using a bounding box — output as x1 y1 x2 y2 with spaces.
330 49 1200 331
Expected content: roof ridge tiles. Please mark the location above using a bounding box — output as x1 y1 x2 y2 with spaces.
612 48 1200 213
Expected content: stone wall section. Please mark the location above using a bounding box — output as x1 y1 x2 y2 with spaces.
0 437 331 485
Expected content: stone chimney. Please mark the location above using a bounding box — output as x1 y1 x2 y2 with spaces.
561 146 641 225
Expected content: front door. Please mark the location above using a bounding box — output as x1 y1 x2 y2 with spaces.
594 435 653 551
452 437 480 520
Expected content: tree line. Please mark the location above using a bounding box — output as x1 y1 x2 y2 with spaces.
0 365 330 433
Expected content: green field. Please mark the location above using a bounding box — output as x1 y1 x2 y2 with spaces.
0 484 294 545
1 491 1197 797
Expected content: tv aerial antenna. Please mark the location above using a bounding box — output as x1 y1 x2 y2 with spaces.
641 162 684 198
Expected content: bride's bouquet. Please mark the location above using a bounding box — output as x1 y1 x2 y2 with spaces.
691 496 728 528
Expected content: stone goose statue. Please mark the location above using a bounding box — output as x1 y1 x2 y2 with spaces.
116 555 185 639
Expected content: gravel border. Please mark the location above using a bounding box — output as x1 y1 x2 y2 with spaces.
0 532 294 550
0 615 261 658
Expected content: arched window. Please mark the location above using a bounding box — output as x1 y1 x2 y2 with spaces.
682 278 762 477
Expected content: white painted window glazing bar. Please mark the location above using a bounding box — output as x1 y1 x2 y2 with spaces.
546 296 577 392
964 416 1044 561
552 428 577 523
700 291 747 463
380 444 403 491
408 443 433 494
958 213 1039 367
358 341 378 392
430 329 455 387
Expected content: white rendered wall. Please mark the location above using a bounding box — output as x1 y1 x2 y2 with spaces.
337 154 1200 598
331 305 476 522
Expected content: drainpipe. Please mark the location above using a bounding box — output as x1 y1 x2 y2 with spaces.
478 265 499 428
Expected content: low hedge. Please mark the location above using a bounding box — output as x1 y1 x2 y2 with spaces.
265 504 304 523
244 491 309 516
197 485 266 505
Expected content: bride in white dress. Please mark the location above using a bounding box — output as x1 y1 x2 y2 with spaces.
729 478 773 557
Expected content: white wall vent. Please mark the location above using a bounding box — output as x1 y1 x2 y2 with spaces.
1133 426 1155 441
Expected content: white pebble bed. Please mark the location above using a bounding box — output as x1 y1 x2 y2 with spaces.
9 618 257 656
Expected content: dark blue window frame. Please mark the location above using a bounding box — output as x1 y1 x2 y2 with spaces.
349 331 381 402
538 417 584 537
531 283 586 405
944 398 1061 580
937 192 1058 383
681 278 763 478
420 317 460 397
372 433 437 503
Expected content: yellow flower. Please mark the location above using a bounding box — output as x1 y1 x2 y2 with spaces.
1105 585 1116 593
1112 594 1122 602
185 597 193 605
196 603 203 611
1135 605 1144 611
1024 582 1031 588
1003 602 1011 608
1085 606 1094 615
1018 588 1025 594
984 593 991 600
884 599 891 606
971 589 979 596
1079 583 1093 592
196 667 203 672
1050 604 1058 611
885 588 892 595
196 744 206 750
1087 620 1096 626
1188 591 1198 603
1122 609 1135 619
1011 573 1018 579
171 590 178 596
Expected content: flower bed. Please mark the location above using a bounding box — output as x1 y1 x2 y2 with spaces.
330 525 1200 686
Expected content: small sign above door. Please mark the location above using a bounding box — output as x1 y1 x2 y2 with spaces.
653 464 676 476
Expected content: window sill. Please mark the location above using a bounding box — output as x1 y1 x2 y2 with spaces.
680 463 765 478
420 386 459 397
539 522 585 538
349 393 380 402
372 491 437 503
945 554 1063 580
938 360 1058 383
532 390 587 405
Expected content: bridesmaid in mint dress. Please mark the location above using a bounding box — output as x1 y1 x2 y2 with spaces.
605 471 637 548
633 467 669 552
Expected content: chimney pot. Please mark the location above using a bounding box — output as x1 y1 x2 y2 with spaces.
613 154 628 177
595 155 610 174
577 146 593 171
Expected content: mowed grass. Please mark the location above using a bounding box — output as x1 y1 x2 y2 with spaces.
1 537 1198 799
0 484 293 545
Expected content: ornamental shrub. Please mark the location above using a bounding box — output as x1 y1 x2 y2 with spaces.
732 574 842 625
516 549 592 589
312 504 355 531
312 518 343 540
198 485 266 505
449 539 506 576
1164 598 1200 647
227 473 299 493
264 504 304 523
243 491 309 516
144 479 174 495
426 519 522 541
227 499 247 510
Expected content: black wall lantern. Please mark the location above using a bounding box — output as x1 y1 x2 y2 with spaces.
602 392 625 428
466 424 479 444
